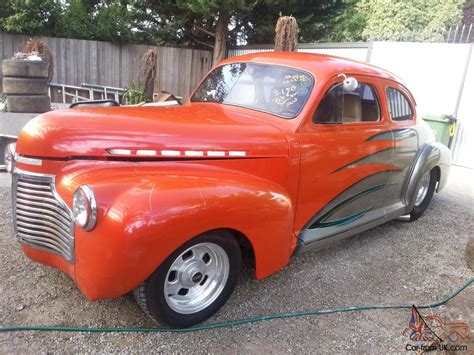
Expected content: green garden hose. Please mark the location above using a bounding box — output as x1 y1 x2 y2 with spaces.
1 278 472 333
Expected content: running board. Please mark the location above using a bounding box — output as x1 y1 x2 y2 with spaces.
293 204 406 256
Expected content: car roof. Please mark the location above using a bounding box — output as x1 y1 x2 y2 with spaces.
220 51 404 84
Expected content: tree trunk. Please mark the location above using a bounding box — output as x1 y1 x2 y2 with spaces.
213 10 230 65
274 16 299 52
143 49 157 102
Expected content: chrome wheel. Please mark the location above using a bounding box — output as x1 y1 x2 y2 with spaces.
414 172 431 206
163 242 229 314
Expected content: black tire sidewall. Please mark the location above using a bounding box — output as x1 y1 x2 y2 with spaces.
6 95 50 113
2 59 48 78
409 170 437 221
3 77 48 95
144 231 241 327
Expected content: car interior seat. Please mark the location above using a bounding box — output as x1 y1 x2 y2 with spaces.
361 102 379 121
342 94 362 123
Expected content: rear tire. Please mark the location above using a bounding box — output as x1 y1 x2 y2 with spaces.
409 169 437 221
2 59 48 78
6 95 50 113
134 231 241 327
3 77 48 95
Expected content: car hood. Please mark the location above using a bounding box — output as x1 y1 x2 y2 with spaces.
16 104 289 159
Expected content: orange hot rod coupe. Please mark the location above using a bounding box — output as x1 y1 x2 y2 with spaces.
6 52 450 327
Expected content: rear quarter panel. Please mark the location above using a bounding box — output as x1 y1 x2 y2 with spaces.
380 79 451 211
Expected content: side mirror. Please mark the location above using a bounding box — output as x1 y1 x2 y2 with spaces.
337 74 358 92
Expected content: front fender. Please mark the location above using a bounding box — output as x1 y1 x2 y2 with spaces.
66 162 294 300
403 142 451 212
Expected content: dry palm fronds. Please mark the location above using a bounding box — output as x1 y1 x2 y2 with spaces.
143 49 158 101
24 38 54 82
274 16 299 52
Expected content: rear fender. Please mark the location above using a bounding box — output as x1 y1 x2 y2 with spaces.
402 142 451 212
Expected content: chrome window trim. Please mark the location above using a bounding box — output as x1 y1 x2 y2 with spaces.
386 87 414 122
312 81 382 124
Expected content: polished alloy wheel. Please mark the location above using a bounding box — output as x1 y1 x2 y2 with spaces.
414 172 431 206
163 242 229 314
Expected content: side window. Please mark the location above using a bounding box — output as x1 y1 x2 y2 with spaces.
386 87 413 121
313 83 380 124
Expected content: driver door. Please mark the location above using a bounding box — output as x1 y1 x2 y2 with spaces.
295 75 396 245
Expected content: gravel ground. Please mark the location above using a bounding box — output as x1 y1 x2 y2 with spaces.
0 166 472 353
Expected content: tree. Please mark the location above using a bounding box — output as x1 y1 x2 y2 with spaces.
143 48 158 101
141 0 261 64
174 0 246 64
141 0 347 64
320 0 366 42
354 0 465 41
0 0 350 58
59 0 97 40
245 0 347 45
1 0 62 36
94 1 140 43
1 0 146 44
274 16 299 51
59 0 145 43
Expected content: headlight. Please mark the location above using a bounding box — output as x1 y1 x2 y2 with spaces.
5 143 16 173
72 185 97 231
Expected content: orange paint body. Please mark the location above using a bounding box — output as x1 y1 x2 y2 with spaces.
14 52 422 300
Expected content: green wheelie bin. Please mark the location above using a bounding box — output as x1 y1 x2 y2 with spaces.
422 114 457 148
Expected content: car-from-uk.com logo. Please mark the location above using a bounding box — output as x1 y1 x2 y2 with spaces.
403 305 470 352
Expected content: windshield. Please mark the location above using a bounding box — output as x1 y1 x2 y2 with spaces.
191 63 314 119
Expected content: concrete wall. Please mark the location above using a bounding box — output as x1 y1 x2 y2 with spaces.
453 45 474 168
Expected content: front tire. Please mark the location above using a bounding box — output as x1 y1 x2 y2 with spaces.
409 169 437 221
134 231 241 327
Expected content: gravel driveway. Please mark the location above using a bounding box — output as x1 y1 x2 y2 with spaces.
0 166 472 353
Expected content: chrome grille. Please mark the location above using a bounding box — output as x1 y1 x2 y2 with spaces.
13 172 75 262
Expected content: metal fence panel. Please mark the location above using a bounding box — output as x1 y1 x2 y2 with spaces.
298 48 368 62
228 43 370 62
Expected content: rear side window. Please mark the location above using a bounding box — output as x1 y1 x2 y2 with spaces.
386 88 413 121
313 83 380 123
